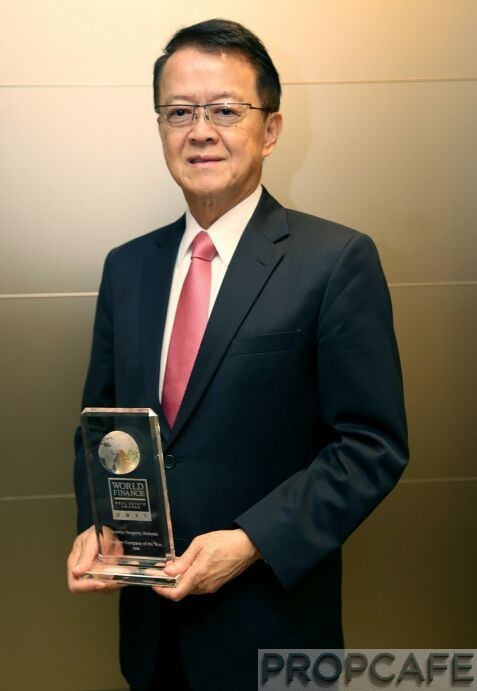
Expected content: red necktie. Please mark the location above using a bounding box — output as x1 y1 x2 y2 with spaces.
162 231 217 427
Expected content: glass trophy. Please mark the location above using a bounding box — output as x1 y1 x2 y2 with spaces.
80 407 180 587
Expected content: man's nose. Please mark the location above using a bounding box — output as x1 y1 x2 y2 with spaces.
188 107 218 139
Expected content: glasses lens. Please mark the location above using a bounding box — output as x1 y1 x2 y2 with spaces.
160 106 194 126
207 104 247 126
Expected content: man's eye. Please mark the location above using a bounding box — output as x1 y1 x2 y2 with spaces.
213 106 238 117
168 107 192 119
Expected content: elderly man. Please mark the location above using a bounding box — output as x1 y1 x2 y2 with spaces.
68 18 408 691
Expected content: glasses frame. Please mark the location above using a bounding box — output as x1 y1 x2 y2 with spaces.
154 102 270 128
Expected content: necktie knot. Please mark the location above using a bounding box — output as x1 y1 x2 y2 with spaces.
191 231 216 262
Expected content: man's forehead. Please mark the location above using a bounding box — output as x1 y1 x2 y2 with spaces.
164 45 253 68
160 47 258 97
165 89 243 103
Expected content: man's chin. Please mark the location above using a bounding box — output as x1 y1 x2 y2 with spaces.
182 181 230 202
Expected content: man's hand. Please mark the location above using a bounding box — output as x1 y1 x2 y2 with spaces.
152 528 261 601
67 525 123 594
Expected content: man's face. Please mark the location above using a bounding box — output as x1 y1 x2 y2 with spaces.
158 47 282 214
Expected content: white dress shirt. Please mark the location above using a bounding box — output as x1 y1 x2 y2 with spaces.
159 184 263 400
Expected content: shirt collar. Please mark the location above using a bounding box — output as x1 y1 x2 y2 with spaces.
177 185 263 267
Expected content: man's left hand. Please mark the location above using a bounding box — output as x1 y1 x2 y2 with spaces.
152 528 261 601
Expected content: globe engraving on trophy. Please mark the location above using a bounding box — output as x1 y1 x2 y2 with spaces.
98 430 140 475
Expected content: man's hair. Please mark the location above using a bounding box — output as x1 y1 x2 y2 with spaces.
153 18 281 113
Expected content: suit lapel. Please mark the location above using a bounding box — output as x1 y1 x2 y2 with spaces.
140 216 185 442
165 189 289 449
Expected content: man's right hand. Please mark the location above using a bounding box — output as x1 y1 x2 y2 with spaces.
67 525 123 594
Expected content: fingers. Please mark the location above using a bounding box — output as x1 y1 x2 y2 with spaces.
67 527 96 593
152 563 199 601
152 538 203 600
67 526 122 594
153 530 258 601
69 527 98 578
163 537 202 577
68 573 109 594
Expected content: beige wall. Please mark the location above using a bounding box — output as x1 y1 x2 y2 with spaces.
1 2 476 689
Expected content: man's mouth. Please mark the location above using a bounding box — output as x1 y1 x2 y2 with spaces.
187 156 223 165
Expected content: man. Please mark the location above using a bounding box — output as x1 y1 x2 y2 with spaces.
68 19 408 691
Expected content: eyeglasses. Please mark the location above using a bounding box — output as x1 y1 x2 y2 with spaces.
154 102 269 128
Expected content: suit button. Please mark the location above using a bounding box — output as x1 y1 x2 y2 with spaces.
164 454 176 470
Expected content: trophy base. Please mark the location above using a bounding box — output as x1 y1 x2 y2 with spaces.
84 557 181 587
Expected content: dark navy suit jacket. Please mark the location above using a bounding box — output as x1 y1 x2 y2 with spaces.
74 188 408 690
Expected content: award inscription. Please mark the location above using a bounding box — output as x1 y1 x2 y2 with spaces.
108 478 152 521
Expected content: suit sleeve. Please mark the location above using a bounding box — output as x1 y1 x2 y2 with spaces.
74 251 116 533
235 233 409 589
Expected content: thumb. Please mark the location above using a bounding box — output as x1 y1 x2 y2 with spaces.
71 531 98 576
164 539 202 576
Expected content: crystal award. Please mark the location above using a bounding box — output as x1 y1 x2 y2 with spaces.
80 407 179 587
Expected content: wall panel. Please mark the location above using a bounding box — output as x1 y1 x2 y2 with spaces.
0 87 181 294
2 80 476 293
1 1 476 85
0 498 124 691
264 80 477 283
391 285 477 480
0 296 95 496
343 480 477 646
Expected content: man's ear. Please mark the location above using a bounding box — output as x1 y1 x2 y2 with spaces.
262 112 283 159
